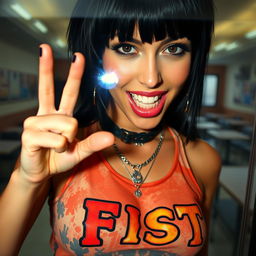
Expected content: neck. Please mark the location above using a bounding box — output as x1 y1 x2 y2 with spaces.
97 96 163 144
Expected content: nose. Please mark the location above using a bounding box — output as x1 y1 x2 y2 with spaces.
138 55 162 88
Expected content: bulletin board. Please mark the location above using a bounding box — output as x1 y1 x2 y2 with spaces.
233 64 256 107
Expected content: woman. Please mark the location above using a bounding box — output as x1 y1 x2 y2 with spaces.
0 0 221 255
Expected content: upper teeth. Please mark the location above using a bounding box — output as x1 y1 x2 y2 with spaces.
130 93 160 104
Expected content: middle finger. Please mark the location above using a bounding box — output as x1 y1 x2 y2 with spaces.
58 53 85 116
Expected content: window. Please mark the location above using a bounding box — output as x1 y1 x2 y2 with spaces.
202 74 218 107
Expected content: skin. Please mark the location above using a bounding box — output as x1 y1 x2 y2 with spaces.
101 29 221 255
103 28 191 131
0 29 221 255
0 44 114 255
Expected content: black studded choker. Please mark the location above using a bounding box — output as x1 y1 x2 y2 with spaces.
97 94 163 144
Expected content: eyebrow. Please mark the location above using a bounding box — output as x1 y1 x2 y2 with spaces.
118 37 190 47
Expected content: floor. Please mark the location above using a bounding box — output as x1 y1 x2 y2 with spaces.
0 132 251 255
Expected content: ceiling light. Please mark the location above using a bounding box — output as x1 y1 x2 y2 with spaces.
56 39 66 48
33 20 48 33
245 30 256 39
226 42 239 51
214 42 227 52
10 3 32 20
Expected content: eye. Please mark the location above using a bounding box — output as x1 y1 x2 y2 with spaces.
111 43 137 55
162 43 190 56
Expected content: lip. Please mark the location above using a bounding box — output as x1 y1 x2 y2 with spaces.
126 91 167 118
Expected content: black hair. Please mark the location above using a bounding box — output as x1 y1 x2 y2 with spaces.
67 0 214 141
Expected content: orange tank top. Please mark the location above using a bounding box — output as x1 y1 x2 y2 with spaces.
49 128 206 255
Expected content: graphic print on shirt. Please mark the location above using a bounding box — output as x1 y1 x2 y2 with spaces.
50 128 206 255
79 198 204 248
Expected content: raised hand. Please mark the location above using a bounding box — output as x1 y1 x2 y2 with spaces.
19 44 114 183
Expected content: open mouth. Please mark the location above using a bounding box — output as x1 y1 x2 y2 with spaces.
127 91 167 118
130 93 161 108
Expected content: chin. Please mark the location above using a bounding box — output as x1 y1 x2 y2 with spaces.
129 115 164 132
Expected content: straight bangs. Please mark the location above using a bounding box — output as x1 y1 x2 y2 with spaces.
68 0 214 140
68 0 213 60
103 18 191 45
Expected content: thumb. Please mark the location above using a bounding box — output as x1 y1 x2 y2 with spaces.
76 131 115 161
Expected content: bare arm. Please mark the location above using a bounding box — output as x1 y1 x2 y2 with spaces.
0 44 114 255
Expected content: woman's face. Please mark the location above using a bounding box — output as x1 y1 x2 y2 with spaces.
102 27 191 132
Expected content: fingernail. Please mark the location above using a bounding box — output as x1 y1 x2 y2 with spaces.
39 47 42 57
72 54 77 63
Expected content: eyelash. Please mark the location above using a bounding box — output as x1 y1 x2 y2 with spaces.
110 43 137 55
163 43 191 56
110 43 190 56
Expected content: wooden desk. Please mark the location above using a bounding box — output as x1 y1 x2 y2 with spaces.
197 121 221 130
197 116 208 122
0 140 21 155
221 118 251 129
207 129 250 164
207 129 250 141
205 112 228 121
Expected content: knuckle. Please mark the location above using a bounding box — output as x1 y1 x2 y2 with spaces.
65 117 78 133
21 130 27 143
69 117 78 130
21 129 33 146
23 116 36 129
55 135 67 150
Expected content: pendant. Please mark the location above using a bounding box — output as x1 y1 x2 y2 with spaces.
135 189 142 197
131 170 143 184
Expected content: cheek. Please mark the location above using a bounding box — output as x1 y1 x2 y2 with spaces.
162 57 191 87
102 54 137 87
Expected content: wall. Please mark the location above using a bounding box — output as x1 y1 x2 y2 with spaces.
0 40 38 130
0 40 70 130
203 61 255 123
0 40 38 73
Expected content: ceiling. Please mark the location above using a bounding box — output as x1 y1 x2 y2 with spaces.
0 0 256 62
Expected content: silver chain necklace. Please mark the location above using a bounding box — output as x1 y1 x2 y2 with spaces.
113 131 164 197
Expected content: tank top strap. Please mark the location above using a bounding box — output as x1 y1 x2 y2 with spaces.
168 127 203 201
168 128 190 169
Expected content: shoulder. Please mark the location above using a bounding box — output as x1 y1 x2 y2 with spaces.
184 138 222 194
181 138 222 255
185 138 222 176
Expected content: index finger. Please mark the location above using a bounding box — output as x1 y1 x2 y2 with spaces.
58 53 85 116
37 44 55 115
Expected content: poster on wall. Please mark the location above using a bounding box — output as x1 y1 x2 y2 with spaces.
233 64 256 107
0 67 37 102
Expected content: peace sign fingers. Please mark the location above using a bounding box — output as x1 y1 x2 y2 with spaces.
37 44 55 115
37 44 85 116
58 52 85 116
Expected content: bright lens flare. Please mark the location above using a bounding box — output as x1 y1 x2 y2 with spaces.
98 72 119 89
